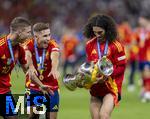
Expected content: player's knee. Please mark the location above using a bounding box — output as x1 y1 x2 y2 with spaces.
49 112 57 119
99 111 109 119
91 114 99 119
90 111 100 119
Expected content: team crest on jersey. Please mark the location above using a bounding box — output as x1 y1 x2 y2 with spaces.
1 54 6 59
91 49 97 55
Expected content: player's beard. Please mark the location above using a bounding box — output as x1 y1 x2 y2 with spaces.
20 35 31 42
97 35 105 42
11 35 21 46
16 37 26 45
19 34 32 45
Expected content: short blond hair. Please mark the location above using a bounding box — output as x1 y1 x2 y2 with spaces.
10 17 31 32
33 22 50 32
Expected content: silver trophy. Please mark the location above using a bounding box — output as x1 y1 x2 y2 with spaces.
97 56 113 76
63 56 113 91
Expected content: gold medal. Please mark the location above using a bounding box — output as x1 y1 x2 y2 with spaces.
39 74 44 80
7 58 12 65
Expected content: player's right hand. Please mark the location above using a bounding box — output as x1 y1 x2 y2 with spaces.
27 65 38 79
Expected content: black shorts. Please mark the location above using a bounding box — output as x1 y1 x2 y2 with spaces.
0 92 17 116
96 93 121 102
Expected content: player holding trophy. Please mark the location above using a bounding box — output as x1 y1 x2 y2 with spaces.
64 14 126 119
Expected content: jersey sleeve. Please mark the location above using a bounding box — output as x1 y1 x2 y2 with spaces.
112 41 126 65
22 39 34 51
49 40 60 52
0 36 6 57
111 41 127 77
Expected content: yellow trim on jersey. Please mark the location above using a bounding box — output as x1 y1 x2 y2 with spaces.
1 54 6 59
105 77 119 106
22 39 33 46
0 39 6 46
50 39 59 47
106 77 118 95
26 79 31 88
113 41 123 52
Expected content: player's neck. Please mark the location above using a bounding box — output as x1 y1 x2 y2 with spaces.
37 42 43 49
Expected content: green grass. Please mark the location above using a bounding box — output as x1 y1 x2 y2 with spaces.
0 68 149 119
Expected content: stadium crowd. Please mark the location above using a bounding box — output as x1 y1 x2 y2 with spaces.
0 0 150 118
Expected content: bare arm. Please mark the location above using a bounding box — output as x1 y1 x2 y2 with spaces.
48 51 60 79
21 50 35 73
23 50 43 87
51 51 59 71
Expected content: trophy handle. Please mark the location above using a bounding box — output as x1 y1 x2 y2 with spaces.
63 74 77 91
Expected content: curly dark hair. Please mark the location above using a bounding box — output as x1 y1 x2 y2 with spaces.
83 14 118 42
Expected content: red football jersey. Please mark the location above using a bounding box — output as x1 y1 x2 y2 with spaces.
61 34 79 59
0 35 26 94
135 28 150 62
25 39 60 91
144 35 150 62
128 32 139 62
86 37 126 100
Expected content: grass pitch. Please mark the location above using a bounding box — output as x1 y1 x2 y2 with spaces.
0 68 149 119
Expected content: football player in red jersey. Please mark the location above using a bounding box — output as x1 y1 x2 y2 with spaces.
61 32 79 75
0 17 33 119
83 14 126 119
25 22 60 119
137 16 150 102
0 17 52 119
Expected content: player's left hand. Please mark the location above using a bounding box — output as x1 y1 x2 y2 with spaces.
40 85 54 95
48 69 60 79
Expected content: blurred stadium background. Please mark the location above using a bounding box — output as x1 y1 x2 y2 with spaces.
0 0 150 119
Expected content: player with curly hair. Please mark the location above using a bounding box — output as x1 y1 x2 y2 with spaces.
83 14 126 119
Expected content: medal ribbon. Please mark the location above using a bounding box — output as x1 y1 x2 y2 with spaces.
7 39 15 63
97 39 109 59
34 40 46 75
91 39 109 82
